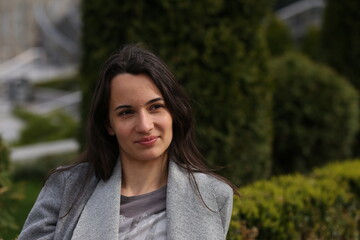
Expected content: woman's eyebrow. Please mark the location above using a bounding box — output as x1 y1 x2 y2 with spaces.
114 97 164 111
146 97 164 105
114 104 131 111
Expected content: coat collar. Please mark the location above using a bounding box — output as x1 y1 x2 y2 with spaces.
71 160 121 239
71 159 210 240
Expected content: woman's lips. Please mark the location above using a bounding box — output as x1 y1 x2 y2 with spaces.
135 136 158 146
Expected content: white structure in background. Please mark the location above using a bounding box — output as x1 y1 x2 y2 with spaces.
0 0 81 158
0 0 81 64
0 0 39 62
0 99 23 142
11 139 78 162
276 0 326 39
0 0 81 114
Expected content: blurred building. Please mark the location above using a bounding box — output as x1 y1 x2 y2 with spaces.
276 0 326 39
0 0 81 65
0 0 81 144
0 0 39 63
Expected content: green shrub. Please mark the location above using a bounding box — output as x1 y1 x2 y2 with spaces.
13 108 78 146
2 152 75 239
34 75 80 91
3 153 75 239
271 53 359 174
228 160 360 239
0 136 23 237
4 180 42 240
273 0 299 10
264 14 293 57
81 0 273 185
321 0 360 160
313 160 360 198
321 0 360 90
301 26 322 62
11 152 76 182
0 136 10 172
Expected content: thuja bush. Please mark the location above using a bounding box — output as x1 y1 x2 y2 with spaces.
301 26 322 62
271 53 359 174
321 0 360 89
81 0 273 185
264 14 293 57
228 160 360 240
321 0 360 159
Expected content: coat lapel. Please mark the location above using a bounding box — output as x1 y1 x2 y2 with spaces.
167 160 212 239
70 159 220 239
71 160 121 240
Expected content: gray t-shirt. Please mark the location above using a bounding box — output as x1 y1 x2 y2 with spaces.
119 186 167 240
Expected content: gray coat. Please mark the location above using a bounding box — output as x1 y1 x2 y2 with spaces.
18 160 233 240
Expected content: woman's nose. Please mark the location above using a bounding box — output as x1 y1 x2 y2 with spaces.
135 111 154 133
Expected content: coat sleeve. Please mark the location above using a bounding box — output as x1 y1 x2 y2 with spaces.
218 185 233 237
18 171 66 240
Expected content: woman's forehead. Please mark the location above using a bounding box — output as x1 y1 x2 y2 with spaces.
109 73 163 106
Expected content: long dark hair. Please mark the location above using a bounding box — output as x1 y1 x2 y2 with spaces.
60 44 238 202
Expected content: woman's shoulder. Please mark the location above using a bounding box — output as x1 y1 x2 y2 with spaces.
56 162 90 175
47 162 94 186
193 171 233 197
44 162 98 206
171 160 233 196
191 171 233 214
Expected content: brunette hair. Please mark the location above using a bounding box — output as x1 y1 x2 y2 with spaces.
62 44 237 202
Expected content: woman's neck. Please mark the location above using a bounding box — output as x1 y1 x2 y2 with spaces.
120 155 168 197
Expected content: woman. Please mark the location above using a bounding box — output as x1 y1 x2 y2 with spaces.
18 45 236 240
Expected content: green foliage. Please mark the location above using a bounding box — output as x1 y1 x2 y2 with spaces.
321 0 360 89
0 136 23 237
228 160 360 239
321 0 360 160
1 180 42 240
11 152 76 182
34 75 80 91
13 108 78 146
264 14 293 56
301 25 322 61
313 160 360 199
3 153 74 239
2 152 74 239
81 0 273 185
271 53 359 173
273 0 299 10
0 136 10 172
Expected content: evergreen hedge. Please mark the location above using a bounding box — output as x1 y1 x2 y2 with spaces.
228 160 360 239
264 14 293 57
321 0 360 89
81 0 273 185
271 53 359 174
301 26 322 62
321 0 360 159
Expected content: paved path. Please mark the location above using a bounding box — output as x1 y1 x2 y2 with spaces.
10 138 79 162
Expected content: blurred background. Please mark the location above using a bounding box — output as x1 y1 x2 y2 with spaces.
0 0 359 239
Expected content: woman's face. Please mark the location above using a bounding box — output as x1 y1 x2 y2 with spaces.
107 73 173 164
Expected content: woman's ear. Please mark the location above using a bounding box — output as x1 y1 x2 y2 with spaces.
106 122 115 136
107 127 115 135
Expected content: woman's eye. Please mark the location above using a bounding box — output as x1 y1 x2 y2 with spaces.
119 110 133 116
150 104 164 110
